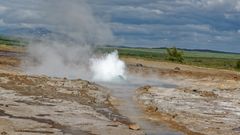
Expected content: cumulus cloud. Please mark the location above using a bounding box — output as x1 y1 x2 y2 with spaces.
0 19 5 26
116 6 163 16
99 0 240 52
0 0 240 52
0 5 8 13
235 1 240 11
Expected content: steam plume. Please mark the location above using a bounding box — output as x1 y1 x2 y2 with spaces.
22 0 114 79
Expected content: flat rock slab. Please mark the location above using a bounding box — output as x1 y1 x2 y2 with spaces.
137 78 240 135
0 72 144 135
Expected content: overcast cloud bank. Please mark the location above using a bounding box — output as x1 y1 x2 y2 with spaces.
0 0 240 52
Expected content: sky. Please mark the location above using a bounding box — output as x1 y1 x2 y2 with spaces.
0 0 240 52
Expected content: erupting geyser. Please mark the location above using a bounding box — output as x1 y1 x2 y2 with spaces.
90 51 126 82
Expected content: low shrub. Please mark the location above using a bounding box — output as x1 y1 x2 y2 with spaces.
166 47 184 63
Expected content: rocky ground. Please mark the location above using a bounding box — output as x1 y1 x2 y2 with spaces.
0 47 144 135
0 71 146 135
1 46 240 135
0 72 145 135
125 57 240 135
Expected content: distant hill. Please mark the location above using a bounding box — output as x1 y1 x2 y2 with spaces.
105 45 240 55
152 47 240 55
0 35 27 46
0 27 52 38
0 27 87 44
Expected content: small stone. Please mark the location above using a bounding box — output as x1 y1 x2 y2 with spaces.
129 124 140 130
1 131 7 135
146 106 158 112
141 85 151 92
107 122 119 127
172 114 178 119
233 127 240 132
233 76 238 80
136 63 143 67
174 67 181 71
200 91 217 98
192 89 198 92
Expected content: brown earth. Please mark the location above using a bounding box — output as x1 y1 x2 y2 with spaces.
122 57 240 81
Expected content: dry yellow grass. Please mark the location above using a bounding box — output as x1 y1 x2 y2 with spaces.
0 44 25 52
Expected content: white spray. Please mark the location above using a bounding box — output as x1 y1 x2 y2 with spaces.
90 51 126 82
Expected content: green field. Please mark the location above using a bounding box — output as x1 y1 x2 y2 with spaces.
99 47 240 71
0 34 239 71
0 35 27 46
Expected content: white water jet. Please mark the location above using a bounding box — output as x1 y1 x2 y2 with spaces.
90 51 126 82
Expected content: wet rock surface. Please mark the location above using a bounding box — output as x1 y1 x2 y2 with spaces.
136 79 240 135
0 72 144 135
2 49 240 135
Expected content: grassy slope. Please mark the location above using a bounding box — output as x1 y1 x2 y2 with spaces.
100 47 240 71
0 35 27 52
0 35 27 46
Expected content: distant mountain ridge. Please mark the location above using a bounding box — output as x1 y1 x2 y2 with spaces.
0 27 52 38
0 27 78 44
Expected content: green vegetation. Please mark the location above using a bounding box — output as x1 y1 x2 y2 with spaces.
236 60 240 70
166 47 184 63
0 34 239 72
99 47 240 71
0 35 27 46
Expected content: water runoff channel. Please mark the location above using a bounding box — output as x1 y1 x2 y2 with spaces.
97 74 184 135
